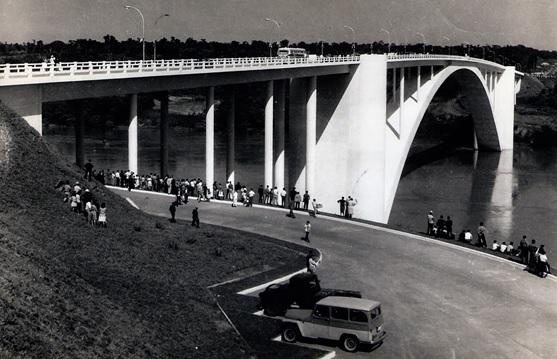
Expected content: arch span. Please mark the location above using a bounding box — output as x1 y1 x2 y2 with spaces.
384 65 515 220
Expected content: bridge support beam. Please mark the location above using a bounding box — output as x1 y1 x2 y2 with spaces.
264 80 274 188
128 94 138 174
493 67 516 150
74 113 84 168
160 91 169 177
306 76 317 195
206 86 215 196
0 85 42 135
226 87 235 185
274 80 286 192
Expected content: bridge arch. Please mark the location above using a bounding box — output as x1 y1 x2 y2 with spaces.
384 65 506 219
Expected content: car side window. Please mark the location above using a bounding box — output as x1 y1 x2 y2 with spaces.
370 306 381 319
313 305 330 319
330 306 349 321
349 309 368 323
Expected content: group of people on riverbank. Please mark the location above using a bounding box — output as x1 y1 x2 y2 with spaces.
57 180 107 228
427 210 551 278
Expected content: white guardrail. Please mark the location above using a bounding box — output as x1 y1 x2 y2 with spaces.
0 56 360 80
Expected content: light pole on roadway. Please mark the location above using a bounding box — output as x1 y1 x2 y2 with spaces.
153 13 170 61
343 25 356 56
380 28 391 54
125 5 145 61
265 18 281 57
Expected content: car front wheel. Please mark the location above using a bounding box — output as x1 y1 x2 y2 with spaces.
281 325 299 343
340 334 359 352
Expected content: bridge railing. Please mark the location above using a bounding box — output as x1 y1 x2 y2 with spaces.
0 56 360 80
387 53 507 69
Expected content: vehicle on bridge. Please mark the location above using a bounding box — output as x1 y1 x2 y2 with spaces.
258 272 361 316
277 47 308 58
280 296 386 352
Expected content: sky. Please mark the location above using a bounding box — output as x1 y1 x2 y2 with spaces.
1 0 556 50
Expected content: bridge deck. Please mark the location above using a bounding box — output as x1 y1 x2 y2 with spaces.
0 54 520 87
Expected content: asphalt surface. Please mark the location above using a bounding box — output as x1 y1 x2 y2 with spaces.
115 188 557 359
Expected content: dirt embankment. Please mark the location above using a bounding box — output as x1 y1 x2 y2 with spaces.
0 102 298 358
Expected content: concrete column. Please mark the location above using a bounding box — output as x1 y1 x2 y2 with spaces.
206 86 215 195
128 94 138 174
274 80 286 191
159 92 169 177
417 66 421 101
264 80 274 187
392 68 397 101
74 113 84 167
493 67 516 150
430 65 434 80
306 76 317 194
226 87 236 184
399 67 405 129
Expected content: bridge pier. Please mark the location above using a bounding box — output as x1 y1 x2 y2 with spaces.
74 113 84 168
128 94 138 174
226 87 236 185
160 91 169 177
306 76 317 194
206 86 215 196
264 80 274 188
273 80 286 192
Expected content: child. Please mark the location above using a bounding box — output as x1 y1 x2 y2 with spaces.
98 203 107 228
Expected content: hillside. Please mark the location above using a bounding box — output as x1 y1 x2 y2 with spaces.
0 102 298 358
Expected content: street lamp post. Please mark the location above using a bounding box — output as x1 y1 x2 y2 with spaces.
380 28 391 53
463 41 471 57
343 25 356 56
442 36 451 55
416 32 426 54
125 5 145 61
153 13 170 60
265 18 280 57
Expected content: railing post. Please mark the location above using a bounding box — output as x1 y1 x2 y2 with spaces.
71 62 77 76
88 61 92 76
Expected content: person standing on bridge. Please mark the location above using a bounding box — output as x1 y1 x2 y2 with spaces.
347 196 358 219
258 185 264 203
477 222 488 248
191 207 200 228
519 235 529 264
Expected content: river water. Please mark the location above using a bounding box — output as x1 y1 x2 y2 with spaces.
43 126 557 256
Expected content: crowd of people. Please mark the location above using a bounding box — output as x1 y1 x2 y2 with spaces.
80 159 362 220
427 210 552 278
57 180 107 228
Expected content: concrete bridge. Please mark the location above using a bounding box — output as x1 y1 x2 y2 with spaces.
0 54 523 223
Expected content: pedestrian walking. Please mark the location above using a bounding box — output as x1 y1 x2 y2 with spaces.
232 190 238 207
169 201 177 222
98 203 107 228
304 221 311 242
306 250 320 274
192 207 200 228
311 198 319 217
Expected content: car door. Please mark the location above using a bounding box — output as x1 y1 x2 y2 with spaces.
305 305 330 338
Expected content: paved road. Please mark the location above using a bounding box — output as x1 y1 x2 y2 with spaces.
116 188 557 359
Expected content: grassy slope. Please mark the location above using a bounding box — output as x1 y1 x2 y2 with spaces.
0 102 298 358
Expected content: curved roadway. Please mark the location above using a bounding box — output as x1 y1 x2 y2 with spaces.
117 188 557 359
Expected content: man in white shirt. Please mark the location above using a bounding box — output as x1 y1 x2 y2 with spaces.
464 230 473 243
492 240 500 251
499 242 508 253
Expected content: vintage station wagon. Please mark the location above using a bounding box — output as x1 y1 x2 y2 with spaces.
280 296 386 352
